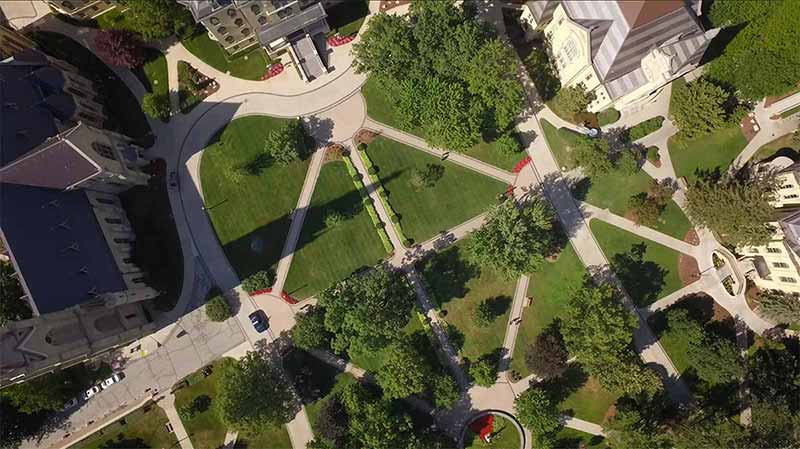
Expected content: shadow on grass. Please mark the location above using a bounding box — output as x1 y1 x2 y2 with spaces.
416 245 480 308
539 365 589 416
610 242 667 307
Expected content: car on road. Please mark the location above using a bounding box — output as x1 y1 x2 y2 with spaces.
62 397 79 411
100 372 125 389
85 385 100 399
249 310 268 333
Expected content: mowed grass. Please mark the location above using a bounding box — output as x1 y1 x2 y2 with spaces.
582 170 693 240
540 119 582 170
418 242 515 361
366 137 505 243
234 426 292 449
512 244 585 377
463 415 521 449
175 359 227 449
753 132 800 162
362 77 520 171
590 220 685 306
556 427 607 449
133 48 168 97
668 127 748 182
284 160 388 299
200 116 310 280
182 31 269 80
70 403 176 449
540 365 620 425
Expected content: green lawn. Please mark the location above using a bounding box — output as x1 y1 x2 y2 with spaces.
540 365 619 424
598 108 620 126
133 48 168 95
780 104 800 119
95 7 135 31
418 241 515 361
555 428 607 449
464 415 521 449
366 137 505 243
31 31 154 147
668 127 748 182
583 170 692 240
590 220 684 307
752 132 800 162
234 427 292 449
70 403 176 449
284 160 389 299
512 244 585 377
361 77 519 171
174 359 231 449
540 119 583 170
325 0 369 36
182 31 269 80
200 116 310 280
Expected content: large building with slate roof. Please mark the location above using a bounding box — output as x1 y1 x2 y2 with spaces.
520 0 719 112
0 48 160 383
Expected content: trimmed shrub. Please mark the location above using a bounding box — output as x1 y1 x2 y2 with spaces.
205 294 231 322
374 221 385 229
390 214 400 224
626 116 664 142
241 270 275 293
357 143 367 152
377 228 394 252
142 92 171 121
402 238 413 247
362 197 373 206
496 132 522 154
646 146 661 164
367 166 377 175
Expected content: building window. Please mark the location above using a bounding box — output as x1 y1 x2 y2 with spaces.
785 194 799 199
105 218 123 225
252 4 261 14
225 35 235 43
92 142 115 160
114 238 132 244
227 8 237 17
585 74 592 82
218 26 227 35
96 197 115 205
234 18 244 26
773 262 790 268
123 257 133 264
781 184 792 189
767 247 782 253
749 247 759 253
779 276 797 283
242 28 251 36
258 15 267 25
132 277 145 283
210 17 220 25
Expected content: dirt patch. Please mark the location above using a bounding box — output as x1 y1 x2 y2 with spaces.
684 228 699 246
602 404 617 424
711 300 733 322
678 252 700 286
740 114 758 142
323 144 344 163
355 128 378 145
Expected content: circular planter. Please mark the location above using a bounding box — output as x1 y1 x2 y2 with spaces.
459 410 525 449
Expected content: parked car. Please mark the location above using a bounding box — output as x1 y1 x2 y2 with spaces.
169 171 178 189
248 310 268 333
62 397 79 411
100 372 124 389
85 385 100 399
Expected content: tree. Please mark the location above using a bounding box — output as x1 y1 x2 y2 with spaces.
409 163 444 189
0 398 51 449
573 136 613 177
465 38 524 130
314 397 349 446
604 398 671 449
216 349 298 433
473 299 494 328
748 400 800 449
292 306 331 350
418 76 483 151
551 85 595 118
377 340 431 399
0 371 73 413
628 193 663 227
241 270 275 293
339 382 420 449
205 294 231 322
0 260 31 326
265 119 310 166
142 93 170 121
467 196 555 279
616 149 639 175
758 290 800 324
94 29 145 68
122 0 194 40
671 79 728 140
496 132 522 155
747 343 800 411
352 13 418 81
319 266 416 356
432 375 459 410
666 309 705 343
525 327 569 379
687 337 743 385
324 210 346 228
524 47 561 101
685 169 779 246
673 410 750 449
514 386 562 447
469 357 497 387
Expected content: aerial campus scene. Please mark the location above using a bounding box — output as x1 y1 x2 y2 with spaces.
0 0 799 448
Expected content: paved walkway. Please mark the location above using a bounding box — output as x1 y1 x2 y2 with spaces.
162 392 195 449
499 275 530 376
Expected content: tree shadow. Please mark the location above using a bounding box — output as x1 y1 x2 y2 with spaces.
610 243 667 307
486 295 512 318
539 364 589 413
304 116 335 146
416 245 480 308
699 22 749 66
533 172 584 240
283 347 342 404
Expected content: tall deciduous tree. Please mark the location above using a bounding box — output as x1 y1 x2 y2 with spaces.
465 38 525 131
0 371 73 413
122 0 194 40
0 261 31 326
377 340 431 399
685 168 779 247
514 386 562 448
687 337 743 385
671 79 728 140
314 397 349 446
551 85 595 118
352 14 417 81
758 290 800 324
216 350 298 433
573 136 613 177
292 306 332 350
94 29 145 68
432 375 459 410
747 343 800 411
525 327 568 379
467 197 555 279
319 266 415 356
339 382 421 449
264 119 310 166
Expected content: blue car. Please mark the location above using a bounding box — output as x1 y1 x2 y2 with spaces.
249 310 268 333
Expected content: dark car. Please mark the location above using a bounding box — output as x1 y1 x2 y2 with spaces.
248 310 268 333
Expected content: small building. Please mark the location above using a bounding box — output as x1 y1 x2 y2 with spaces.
0 49 159 384
45 0 116 20
177 0 330 81
520 0 718 112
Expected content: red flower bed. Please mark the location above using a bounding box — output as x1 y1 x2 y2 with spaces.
327 34 355 47
512 155 532 173
260 63 284 81
280 291 298 305
468 414 495 442
250 287 272 296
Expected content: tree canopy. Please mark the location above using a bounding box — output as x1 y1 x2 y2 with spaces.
685 168 779 247
0 260 31 326
265 119 311 166
377 339 431 399
292 305 332 350
467 196 555 279
758 290 800 324
121 0 194 40
94 29 145 69
671 79 728 140
514 386 562 448
0 370 74 413
204 294 231 322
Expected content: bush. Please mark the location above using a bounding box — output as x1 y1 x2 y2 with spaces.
525 329 568 379
615 149 640 175
496 132 522 154
241 270 275 293
362 197 373 206
432 375 460 410
524 47 560 101
402 238 413 247
377 228 394 252
473 299 494 328
390 214 400 224
367 166 377 175
598 108 621 126
378 190 389 200
324 210 346 228
352 173 362 181
550 85 595 120
205 294 231 322
469 357 497 387
142 92 171 121
626 116 664 142
374 222 385 229
357 143 367 152
646 146 660 164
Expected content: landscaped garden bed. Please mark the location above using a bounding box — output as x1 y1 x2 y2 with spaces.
625 116 664 142
178 61 219 113
589 220 686 307
283 158 390 299
199 116 311 282
181 31 270 81
463 413 522 449
363 136 505 244
417 240 515 362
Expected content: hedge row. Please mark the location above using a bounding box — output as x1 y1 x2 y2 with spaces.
343 154 394 253
627 116 664 142
359 150 412 246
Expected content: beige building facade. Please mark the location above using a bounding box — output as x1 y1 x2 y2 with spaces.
0 24 35 59
45 0 116 20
